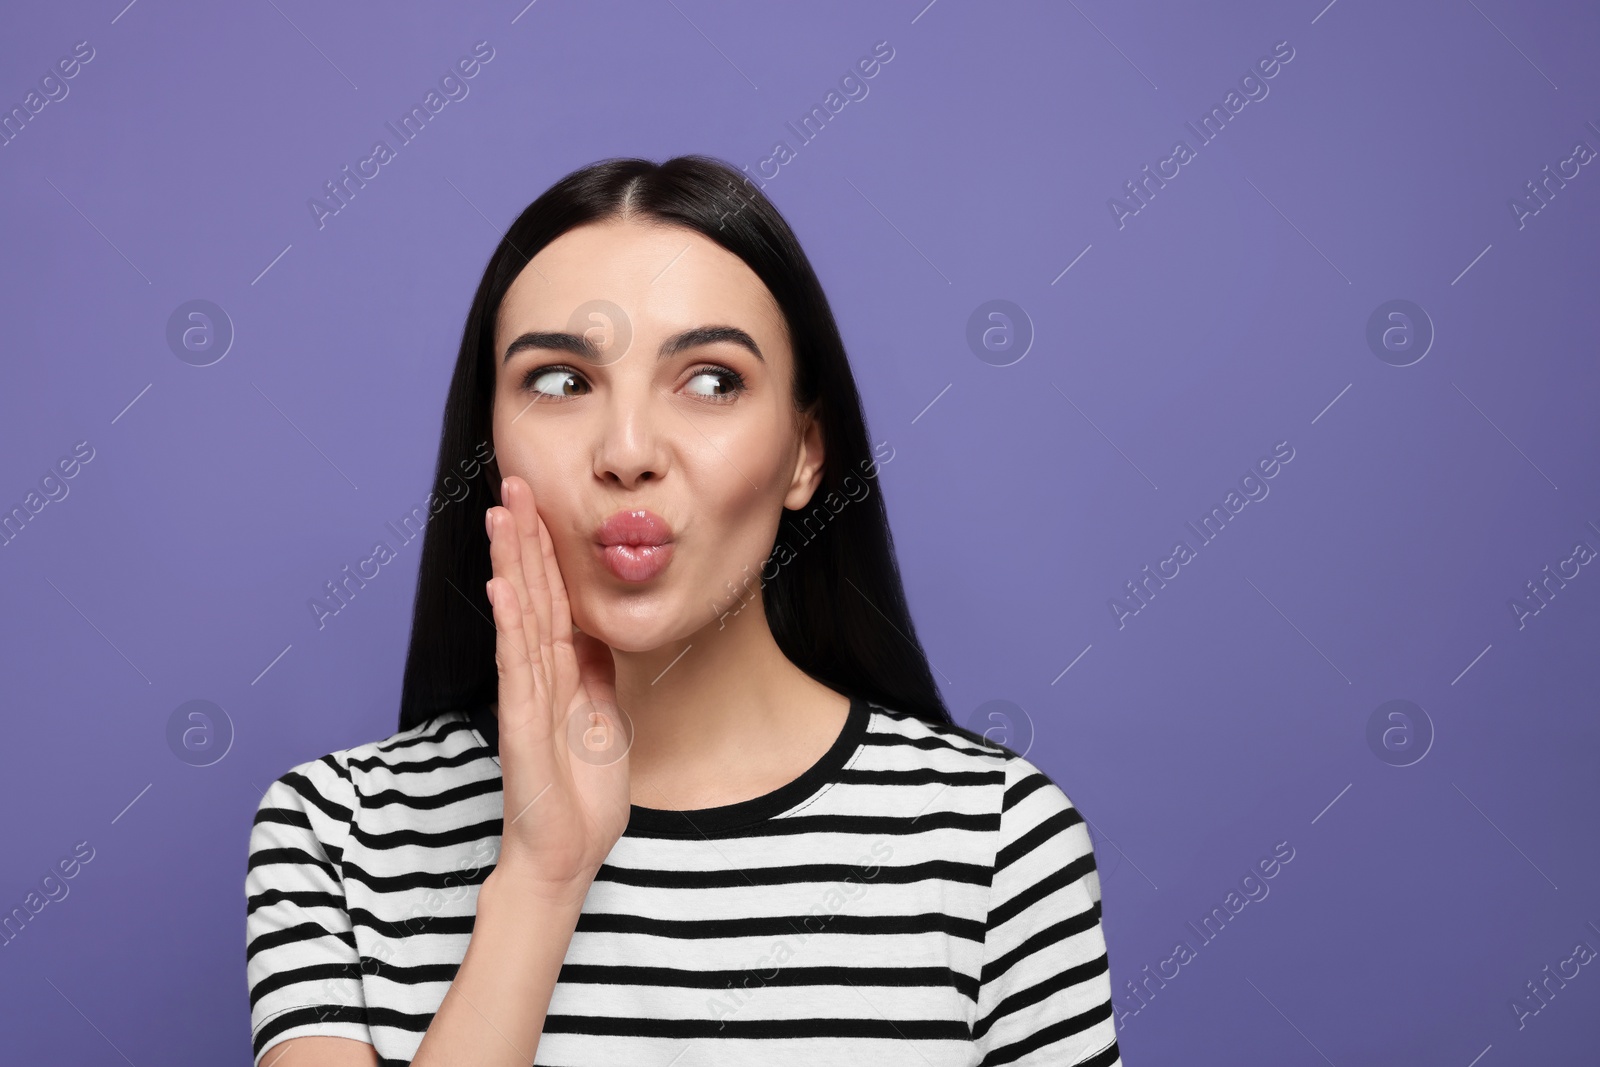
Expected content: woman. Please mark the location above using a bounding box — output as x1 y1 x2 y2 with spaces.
245 155 1122 1067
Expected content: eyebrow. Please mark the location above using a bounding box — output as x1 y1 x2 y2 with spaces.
502 324 765 366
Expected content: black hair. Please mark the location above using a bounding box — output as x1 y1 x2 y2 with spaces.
396 154 949 732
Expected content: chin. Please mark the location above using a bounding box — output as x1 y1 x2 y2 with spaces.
572 590 696 653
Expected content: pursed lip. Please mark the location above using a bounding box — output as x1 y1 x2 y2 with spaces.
595 509 674 547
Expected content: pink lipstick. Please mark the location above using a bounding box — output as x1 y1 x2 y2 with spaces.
595 509 674 583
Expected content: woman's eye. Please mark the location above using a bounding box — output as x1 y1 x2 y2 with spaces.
518 365 743 402
684 366 745 401
522 367 588 398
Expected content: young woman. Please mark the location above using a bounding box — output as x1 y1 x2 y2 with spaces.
245 155 1121 1067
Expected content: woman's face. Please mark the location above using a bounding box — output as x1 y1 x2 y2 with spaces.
490 217 824 653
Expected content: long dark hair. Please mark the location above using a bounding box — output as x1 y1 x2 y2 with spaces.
397 155 949 733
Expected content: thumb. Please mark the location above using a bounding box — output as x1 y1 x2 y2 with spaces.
572 627 617 693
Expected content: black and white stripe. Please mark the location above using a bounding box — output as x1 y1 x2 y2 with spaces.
245 696 1121 1066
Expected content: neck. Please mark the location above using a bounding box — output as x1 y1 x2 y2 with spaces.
607 589 845 809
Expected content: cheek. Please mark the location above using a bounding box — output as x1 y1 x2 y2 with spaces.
491 426 583 535
683 429 791 556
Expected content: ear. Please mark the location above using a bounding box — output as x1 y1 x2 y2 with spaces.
783 405 825 511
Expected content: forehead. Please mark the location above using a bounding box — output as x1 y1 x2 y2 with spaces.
495 218 787 346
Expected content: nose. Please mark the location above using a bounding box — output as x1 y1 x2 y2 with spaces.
593 381 670 489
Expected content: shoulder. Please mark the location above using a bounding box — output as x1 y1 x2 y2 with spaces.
859 698 1018 768
249 709 485 849
860 700 1077 801
859 702 1093 862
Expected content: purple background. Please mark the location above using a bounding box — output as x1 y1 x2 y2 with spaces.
3 0 1597 1062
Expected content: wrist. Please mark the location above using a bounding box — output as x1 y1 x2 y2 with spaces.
483 860 595 913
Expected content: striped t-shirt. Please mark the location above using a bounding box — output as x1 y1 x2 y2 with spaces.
245 694 1122 1066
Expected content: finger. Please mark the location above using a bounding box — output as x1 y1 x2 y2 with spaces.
486 495 544 687
483 505 547 703
508 477 555 686
538 511 579 697
492 486 533 622
486 575 540 744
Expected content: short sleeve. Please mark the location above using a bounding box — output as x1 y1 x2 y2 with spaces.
245 752 373 1066
970 755 1121 1067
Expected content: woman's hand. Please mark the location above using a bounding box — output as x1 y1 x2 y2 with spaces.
485 475 630 906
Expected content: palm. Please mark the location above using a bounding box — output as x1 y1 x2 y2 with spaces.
487 476 631 895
